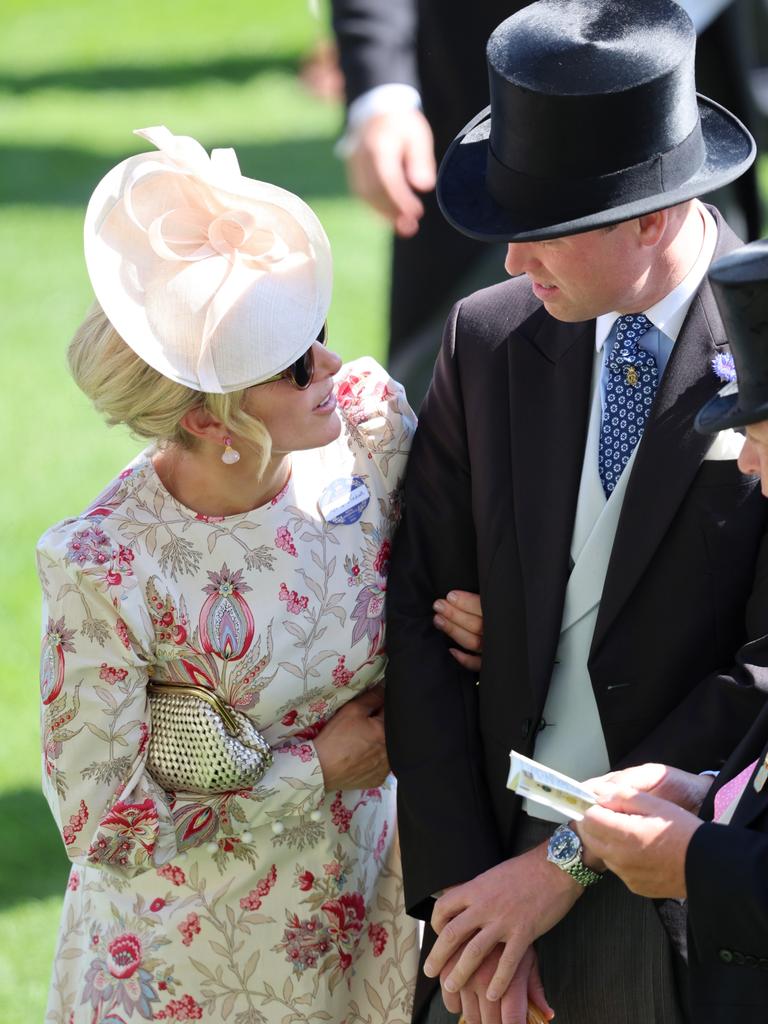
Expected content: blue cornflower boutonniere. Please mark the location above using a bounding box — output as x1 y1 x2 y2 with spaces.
712 352 737 384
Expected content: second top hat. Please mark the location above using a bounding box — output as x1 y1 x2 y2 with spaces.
437 0 755 242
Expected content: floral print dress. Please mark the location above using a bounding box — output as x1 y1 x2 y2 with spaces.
38 358 419 1024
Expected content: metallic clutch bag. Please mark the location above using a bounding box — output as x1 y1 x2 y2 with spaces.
146 682 273 794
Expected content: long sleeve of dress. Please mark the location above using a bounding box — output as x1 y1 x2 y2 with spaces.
38 526 325 879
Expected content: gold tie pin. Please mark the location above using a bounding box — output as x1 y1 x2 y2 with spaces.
625 365 639 387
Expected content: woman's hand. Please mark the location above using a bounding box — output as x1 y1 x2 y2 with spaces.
433 590 483 672
314 686 389 790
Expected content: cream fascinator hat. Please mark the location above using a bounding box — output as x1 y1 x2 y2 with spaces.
84 126 333 393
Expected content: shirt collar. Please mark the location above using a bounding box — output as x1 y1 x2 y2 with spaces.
595 201 717 352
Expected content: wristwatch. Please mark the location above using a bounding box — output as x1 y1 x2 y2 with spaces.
546 824 603 887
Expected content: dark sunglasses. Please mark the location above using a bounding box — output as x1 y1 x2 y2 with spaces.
259 322 328 390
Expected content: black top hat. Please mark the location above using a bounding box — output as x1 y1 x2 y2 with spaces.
695 240 768 434
437 0 755 242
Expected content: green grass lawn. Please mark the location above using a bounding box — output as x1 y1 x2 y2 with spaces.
0 4 388 1021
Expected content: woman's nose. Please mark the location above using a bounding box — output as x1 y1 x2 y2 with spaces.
317 340 342 377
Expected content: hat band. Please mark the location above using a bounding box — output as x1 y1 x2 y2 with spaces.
486 120 706 231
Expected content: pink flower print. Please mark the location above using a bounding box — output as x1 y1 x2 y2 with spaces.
100 798 158 857
200 564 255 662
281 708 298 727
309 698 328 715
105 569 122 587
62 800 88 846
323 860 342 879
154 994 203 1020
374 819 389 863
157 863 186 886
99 663 128 685
270 478 290 506
279 913 332 972
275 525 297 557
40 616 77 705
298 870 315 891
344 553 363 586
330 793 353 833
138 721 149 755
119 468 134 480
117 545 135 570
279 582 309 615
288 742 314 763
115 618 131 649
107 932 142 978
368 922 388 956
240 864 277 910
150 898 166 912
194 512 225 523
332 655 354 687
67 871 79 892
178 912 201 946
65 524 112 567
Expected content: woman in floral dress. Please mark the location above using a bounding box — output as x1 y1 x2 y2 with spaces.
38 127 481 1024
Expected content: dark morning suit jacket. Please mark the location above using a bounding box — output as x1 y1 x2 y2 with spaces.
685 699 768 1022
386 209 768 932
330 0 762 404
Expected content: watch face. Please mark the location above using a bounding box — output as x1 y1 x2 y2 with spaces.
548 827 580 866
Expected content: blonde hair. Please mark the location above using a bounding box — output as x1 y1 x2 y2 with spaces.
68 302 272 476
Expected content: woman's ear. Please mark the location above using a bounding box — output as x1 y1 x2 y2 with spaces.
180 404 226 443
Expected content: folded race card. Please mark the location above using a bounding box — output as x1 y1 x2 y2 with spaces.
507 750 597 820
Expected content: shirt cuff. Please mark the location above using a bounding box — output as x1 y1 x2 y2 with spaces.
335 83 422 158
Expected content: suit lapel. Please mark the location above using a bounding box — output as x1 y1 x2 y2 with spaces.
592 219 739 654
509 310 594 698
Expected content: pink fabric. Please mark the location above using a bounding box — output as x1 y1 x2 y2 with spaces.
714 759 758 821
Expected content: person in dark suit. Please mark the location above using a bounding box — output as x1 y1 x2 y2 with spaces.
384 3 768 1022
575 238 768 1024
330 0 763 408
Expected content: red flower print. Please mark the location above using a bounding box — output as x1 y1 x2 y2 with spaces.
330 793 353 833
339 950 352 971
374 819 389 863
178 912 201 946
298 870 315 891
321 891 366 955
67 871 79 892
200 564 255 662
154 993 203 1020
373 539 391 579
275 525 297 557
62 800 88 846
288 742 314 763
240 864 277 910
138 721 149 755
281 708 298 727
323 860 342 879
105 570 122 586
295 718 327 741
100 798 158 856
99 663 128 685
115 618 131 649
194 512 225 523
150 897 166 912
107 932 142 978
279 582 309 615
368 922 388 956
332 655 354 687
158 863 186 886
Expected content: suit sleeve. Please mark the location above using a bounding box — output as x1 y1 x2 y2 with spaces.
330 0 420 106
385 303 503 919
686 820 768 963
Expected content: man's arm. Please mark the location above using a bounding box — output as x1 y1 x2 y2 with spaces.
330 0 419 104
385 302 503 919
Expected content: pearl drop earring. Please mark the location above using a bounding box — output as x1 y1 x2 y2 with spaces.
221 436 240 465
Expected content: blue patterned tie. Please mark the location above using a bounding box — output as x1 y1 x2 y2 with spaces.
598 313 658 497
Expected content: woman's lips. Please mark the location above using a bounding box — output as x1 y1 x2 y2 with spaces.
314 390 337 413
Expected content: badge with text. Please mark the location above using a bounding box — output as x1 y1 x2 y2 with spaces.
318 476 370 525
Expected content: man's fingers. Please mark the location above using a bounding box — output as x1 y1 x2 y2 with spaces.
424 910 476 977
402 120 437 193
485 940 525 1002
450 648 482 673
526 954 555 1021
444 926 501 993
460 989 482 1024
436 617 483 652
434 598 483 646
446 589 483 617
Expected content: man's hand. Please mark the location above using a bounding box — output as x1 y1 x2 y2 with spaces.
577 788 704 898
440 944 554 1024
586 762 712 814
425 844 583 1002
345 109 436 236
433 589 483 673
313 686 388 790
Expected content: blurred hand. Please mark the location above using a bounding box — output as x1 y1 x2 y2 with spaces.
314 686 389 790
577 787 704 898
346 109 436 236
433 590 483 673
586 762 712 814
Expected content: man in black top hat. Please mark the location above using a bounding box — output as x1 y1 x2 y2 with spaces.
385 2 768 1022
574 239 768 1024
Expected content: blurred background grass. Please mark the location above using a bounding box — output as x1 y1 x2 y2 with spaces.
0 3 388 1020
2 3 768 1022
